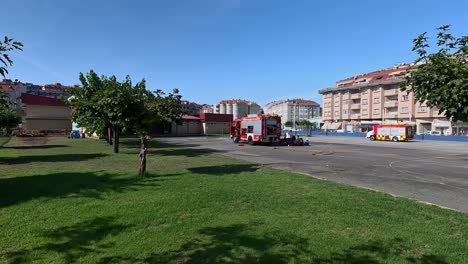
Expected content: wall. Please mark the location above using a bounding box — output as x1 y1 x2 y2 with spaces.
203 122 230 135
24 119 72 130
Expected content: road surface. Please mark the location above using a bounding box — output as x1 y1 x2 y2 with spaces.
158 136 468 212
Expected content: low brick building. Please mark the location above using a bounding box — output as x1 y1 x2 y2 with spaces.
200 113 233 135
20 93 72 131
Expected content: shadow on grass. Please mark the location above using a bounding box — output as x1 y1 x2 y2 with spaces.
0 172 160 208
36 216 132 263
313 238 448 264
188 164 260 175
98 223 313 263
2 144 69 150
0 153 108 165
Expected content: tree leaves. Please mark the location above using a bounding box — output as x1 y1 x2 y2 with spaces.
403 25 468 122
0 36 23 78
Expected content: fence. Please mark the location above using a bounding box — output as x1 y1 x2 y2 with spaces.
284 130 468 142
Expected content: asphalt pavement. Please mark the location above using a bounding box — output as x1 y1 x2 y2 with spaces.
158 136 468 212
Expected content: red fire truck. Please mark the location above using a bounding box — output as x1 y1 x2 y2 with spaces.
230 114 282 145
367 123 415 142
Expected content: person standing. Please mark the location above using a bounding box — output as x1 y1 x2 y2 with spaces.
286 130 292 146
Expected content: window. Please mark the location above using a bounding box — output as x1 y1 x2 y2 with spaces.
362 99 368 105
343 99 349 105
334 93 340 98
334 102 339 107
343 110 348 115
362 109 368 115
335 111 339 116
401 95 408 102
418 105 427 113
373 98 380 104
373 87 380 92
373 109 380 114
241 128 247 135
400 107 409 113
247 126 254 133
361 89 368 95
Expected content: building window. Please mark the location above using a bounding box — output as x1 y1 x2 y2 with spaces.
418 105 427 113
334 93 340 98
362 109 368 115
373 87 380 92
373 109 380 114
373 98 380 104
361 89 368 95
334 102 339 107
343 99 349 105
400 107 409 113
362 99 368 105
343 110 348 115
335 111 339 116
401 95 408 102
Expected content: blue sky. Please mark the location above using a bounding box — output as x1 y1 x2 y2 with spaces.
3 0 468 106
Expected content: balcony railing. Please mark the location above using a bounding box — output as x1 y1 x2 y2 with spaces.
351 114 361 119
351 104 361 109
384 89 398 96
385 113 398 118
350 93 361 99
384 101 398 107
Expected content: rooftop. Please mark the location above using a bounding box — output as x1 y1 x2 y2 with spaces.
21 93 67 107
264 99 320 108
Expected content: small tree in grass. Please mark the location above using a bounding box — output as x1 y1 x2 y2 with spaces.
402 25 468 122
0 110 20 136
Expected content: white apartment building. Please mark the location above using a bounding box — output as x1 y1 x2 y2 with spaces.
319 64 460 134
214 99 261 120
263 99 320 126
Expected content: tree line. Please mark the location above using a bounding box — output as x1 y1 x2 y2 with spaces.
68 70 182 176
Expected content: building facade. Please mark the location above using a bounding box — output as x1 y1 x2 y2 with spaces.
319 64 453 134
263 99 320 127
213 99 261 120
20 93 72 131
181 100 202 115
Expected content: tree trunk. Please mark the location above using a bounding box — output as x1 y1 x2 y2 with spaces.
108 127 113 145
139 136 147 176
113 125 119 153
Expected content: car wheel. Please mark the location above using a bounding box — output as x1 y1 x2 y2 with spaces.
392 136 399 142
248 136 254 145
232 137 240 143
370 135 375 141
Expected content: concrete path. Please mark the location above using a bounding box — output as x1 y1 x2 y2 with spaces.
158 136 468 212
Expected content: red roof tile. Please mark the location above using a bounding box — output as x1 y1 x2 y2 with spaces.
181 114 201 120
21 93 67 106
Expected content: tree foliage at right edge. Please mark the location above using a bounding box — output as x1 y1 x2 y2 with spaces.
402 25 468 122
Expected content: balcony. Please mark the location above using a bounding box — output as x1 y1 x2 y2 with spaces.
351 114 361 119
350 93 361 99
351 104 361 110
385 112 398 118
384 89 398 96
384 101 398 108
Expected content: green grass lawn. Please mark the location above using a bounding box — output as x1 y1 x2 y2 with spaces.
0 137 467 263
0 137 10 147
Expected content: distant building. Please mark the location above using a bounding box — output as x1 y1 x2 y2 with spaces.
319 63 454 134
214 99 261 120
201 104 214 113
20 93 72 131
181 100 202 115
263 99 320 127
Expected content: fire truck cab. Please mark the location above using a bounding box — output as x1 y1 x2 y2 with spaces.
369 124 414 142
230 114 282 145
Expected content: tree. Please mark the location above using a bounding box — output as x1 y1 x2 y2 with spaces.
0 91 9 110
131 87 182 176
0 110 21 136
402 25 468 122
284 121 294 128
0 36 23 78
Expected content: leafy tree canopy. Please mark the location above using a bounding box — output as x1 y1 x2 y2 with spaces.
402 25 468 122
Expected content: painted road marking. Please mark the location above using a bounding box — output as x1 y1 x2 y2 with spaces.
433 156 464 160
383 154 400 157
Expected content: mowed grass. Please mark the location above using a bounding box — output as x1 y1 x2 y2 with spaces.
0 137 467 264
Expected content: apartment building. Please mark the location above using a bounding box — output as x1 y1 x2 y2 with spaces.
213 99 261 120
181 100 202 115
263 99 320 127
319 64 452 134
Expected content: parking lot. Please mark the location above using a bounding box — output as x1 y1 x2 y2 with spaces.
158 136 468 212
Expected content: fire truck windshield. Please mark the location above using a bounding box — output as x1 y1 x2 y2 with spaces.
267 124 277 135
